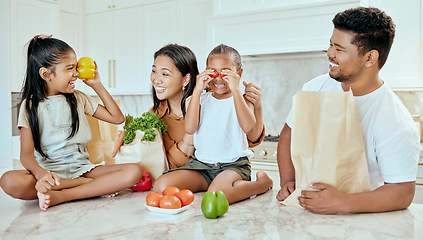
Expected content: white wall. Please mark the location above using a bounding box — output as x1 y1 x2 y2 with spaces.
0 0 12 166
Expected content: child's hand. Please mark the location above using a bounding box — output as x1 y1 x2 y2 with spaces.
35 172 61 194
221 69 241 91
81 61 102 89
194 69 214 94
243 81 262 108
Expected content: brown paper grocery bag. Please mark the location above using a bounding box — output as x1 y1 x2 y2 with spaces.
282 90 370 208
86 115 119 165
114 129 168 182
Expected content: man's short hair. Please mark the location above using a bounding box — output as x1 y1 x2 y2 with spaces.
333 7 395 69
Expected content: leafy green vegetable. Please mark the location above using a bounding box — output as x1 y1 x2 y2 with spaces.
123 112 167 144
124 114 134 127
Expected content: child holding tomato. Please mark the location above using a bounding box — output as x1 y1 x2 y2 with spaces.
156 44 273 204
0 35 142 211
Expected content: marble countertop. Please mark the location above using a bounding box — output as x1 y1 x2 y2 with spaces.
1 189 422 240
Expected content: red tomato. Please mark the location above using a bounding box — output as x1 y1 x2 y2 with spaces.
175 189 194 206
162 186 180 196
220 71 227 78
159 195 182 209
146 192 163 207
209 70 219 78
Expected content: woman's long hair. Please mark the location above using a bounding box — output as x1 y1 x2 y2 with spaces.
151 44 199 117
20 37 79 158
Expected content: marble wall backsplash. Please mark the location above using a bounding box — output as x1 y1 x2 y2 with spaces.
394 91 423 141
394 91 423 117
241 51 329 136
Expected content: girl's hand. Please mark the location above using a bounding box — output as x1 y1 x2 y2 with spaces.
243 81 262 109
221 69 241 91
81 61 102 89
194 69 214 94
35 172 61 194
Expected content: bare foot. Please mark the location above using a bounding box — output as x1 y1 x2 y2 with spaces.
37 191 50 211
256 170 273 190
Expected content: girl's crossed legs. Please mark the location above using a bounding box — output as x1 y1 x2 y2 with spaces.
153 169 273 204
0 163 142 211
208 170 273 204
153 170 209 193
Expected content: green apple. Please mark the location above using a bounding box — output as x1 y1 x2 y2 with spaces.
201 191 229 219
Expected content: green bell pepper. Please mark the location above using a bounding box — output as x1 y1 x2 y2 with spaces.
201 191 229 219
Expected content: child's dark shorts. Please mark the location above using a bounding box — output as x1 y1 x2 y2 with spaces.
163 156 251 185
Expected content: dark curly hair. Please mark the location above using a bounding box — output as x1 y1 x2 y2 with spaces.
332 7 395 69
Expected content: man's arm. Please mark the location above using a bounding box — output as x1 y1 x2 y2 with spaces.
276 123 296 201
299 181 415 214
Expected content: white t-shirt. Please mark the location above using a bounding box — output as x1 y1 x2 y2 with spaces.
193 92 253 164
286 74 420 190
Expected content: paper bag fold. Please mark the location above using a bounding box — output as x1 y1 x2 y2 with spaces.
282 90 370 208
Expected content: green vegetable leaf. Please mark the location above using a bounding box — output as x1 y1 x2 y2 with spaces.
123 112 167 144
124 114 134 130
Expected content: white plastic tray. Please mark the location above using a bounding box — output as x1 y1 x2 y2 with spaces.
144 203 192 215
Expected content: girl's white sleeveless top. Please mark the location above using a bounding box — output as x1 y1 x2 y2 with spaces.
193 92 253 164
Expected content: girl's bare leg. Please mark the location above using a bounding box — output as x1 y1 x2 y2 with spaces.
0 170 37 200
51 177 93 190
38 163 141 211
208 170 273 204
153 170 209 193
0 170 94 201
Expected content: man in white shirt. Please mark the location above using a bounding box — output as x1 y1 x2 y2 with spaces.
276 7 420 214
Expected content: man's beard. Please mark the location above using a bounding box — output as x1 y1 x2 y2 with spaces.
329 65 363 83
329 71 350 83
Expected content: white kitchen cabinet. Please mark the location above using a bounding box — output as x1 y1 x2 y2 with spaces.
59 0 82 54
84 0 169 14
414 153 423 204
59 0 79 14
137 1 178 94
209 0 423 89
85 0 115 14
207 1 361 56
82 0 210 95
0 0 11 163
376 0 423 89
212 0 355 16
60 0 85 93
83 12 116 94
10 0 59 93
134 0 212 91
176 0 213 71
84 7 146 95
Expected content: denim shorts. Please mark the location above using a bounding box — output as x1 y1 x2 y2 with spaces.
164 156 251 185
